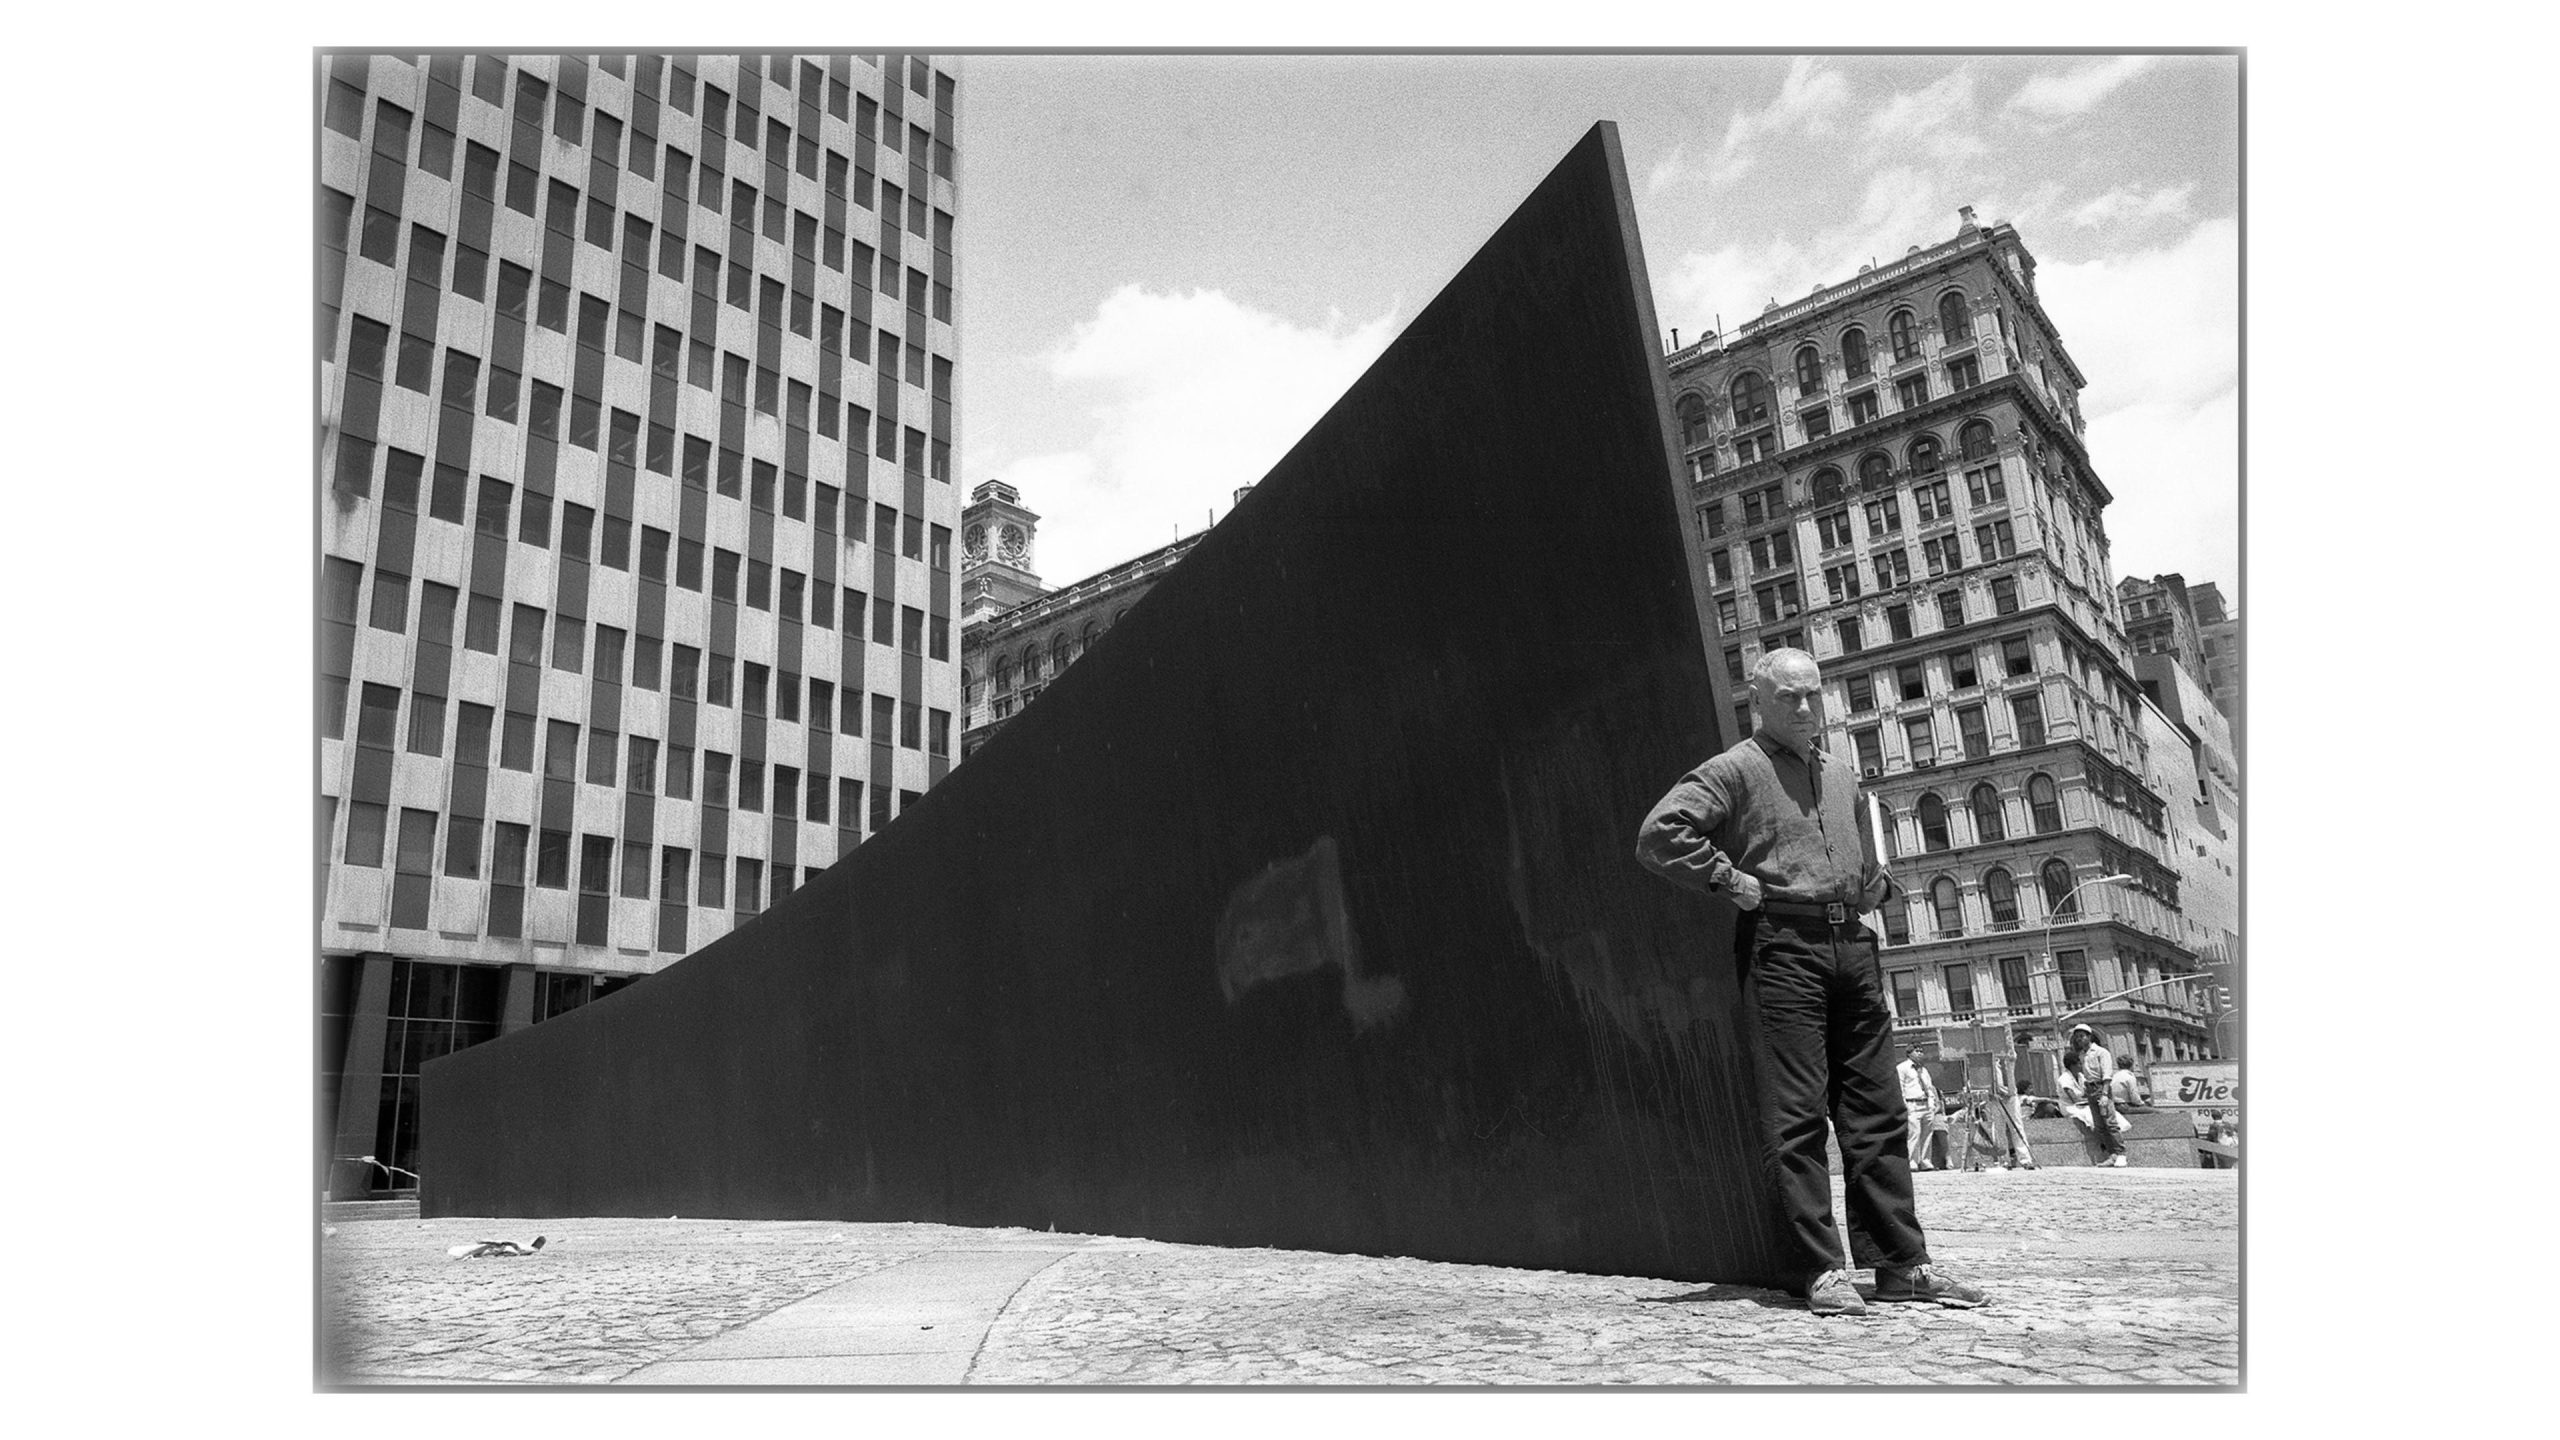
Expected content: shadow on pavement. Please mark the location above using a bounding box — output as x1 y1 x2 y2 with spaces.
1641 1284 1802 1312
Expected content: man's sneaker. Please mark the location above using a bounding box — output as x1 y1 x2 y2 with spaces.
1805 1268 1869 1318
2105 1154 2130 1168
1873 1264 1987 1308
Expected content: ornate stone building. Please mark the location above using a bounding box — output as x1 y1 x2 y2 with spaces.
956 481 1226 758
1663 207 2220 1073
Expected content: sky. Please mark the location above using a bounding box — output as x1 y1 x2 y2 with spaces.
953 52 2240 598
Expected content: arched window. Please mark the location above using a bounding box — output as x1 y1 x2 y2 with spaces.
1889 308 1919 362
1959 418 1996 461
1970 782 2006 843
1729 372 1770 426
1876 801 1898 859
1019 644 1040 682
1842 327 1870 379
1858 452 1893 488
1080 621 1099 654
1675 392 1710 448
1937 290 1970 346
2028 773 2063 833
1051 634 1070 675
1909 433 1944 474
1930 876 1964 935
993 658 1014 693
1917 792 1951 852
2040 858 2078 916
1983 867 2019 925
1794 345 1824 396
1811 465 1846 505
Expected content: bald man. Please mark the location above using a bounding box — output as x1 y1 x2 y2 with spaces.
1638 647 1985 1317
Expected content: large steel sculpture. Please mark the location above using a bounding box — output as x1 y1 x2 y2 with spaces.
423 123 1792 1286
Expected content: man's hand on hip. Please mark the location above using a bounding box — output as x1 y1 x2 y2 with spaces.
1729 874 1763 910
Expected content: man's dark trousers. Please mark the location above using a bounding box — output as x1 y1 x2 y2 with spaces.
1739 909 1930 1283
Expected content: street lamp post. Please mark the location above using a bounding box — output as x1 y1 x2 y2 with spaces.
2034 871 2137 1048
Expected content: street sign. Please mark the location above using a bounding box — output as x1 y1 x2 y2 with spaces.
2148 1060 2240 1109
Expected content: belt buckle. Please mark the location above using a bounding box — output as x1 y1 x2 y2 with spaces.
1824 902 1849 926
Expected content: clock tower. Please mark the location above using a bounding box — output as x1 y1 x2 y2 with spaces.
961 479 1048 624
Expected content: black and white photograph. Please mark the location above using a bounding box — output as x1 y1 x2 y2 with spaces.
306 45 2244 1390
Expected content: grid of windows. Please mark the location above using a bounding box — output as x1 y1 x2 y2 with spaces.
318 51 964 1052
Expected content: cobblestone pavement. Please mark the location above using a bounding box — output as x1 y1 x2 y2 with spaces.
320 1167 2236 1386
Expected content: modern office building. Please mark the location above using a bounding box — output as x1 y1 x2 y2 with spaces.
1663 206 2220 1074
956 479 1227 759
317 51 965 1194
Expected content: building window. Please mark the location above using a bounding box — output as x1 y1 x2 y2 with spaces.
1895 373 1930 410
1795 345 1824 396
1710 548 1734 586
1887 604 1914 642
1929 877 1964 937
1991 575 2020 614
1957 704 1989 759
1701 499 1728 538
1800 405 1832 440
1882 902 1910 946
2013 693 2047 748
1842 327 1870 379
1947 648 1979 689
1909 434 1945 476
1734 432 1772 465
1903 715 1935 766
1959 418 1996 461
1847 675 1875 712
1976 520 2017 560
1935 590 1965 631
1917 793 1950 851
1943 963 1976 1019
1836 618 1863 655
1947 356 1981 391
1890 968 1922 1021
1971 782 2006 842
1816 507 1855 552
1964 461 2006 507
1998 955 2033 1009
2028 774 2063 833
1748 531 1793 571
1848 390 1879 426
2055 947 2093 1006
1873 548 1911 590
1730 372 1769 426
1937 291 1970 347
1889 308 1919 363
1914 479 1954 525
1873 799 1897 858
1676 392 1709 449
2001 636 2033 676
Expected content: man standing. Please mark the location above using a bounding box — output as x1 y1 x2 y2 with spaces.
1638 648 1986 1317
2063 1023 2129 1167
1897 1045 1946 1172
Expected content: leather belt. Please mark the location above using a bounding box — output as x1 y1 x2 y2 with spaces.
1760 899 1857 925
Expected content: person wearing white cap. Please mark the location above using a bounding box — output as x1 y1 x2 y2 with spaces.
2062 1023 2129 1166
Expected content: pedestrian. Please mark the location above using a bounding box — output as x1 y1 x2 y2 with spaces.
1897 1044 1947 1172
1638 647 1986 1317
2062 1023 2129 1167
2109 1059 2146 1113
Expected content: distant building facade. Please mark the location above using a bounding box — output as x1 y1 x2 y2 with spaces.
1663 206 2221 1074
2118 573 2208 687
2188 581 2238 723
957 481 1238 758
317 51 966 1194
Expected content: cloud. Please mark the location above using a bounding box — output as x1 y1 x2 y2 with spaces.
2085 387 2239 590
982 285 1401 584
2007 55 2159 120
1863 67 1983 160
1660 167 1961 330
1706 57 1851 189
2035 215 2237 416
1645 143 1688 197
2069 184 2195 228
2039 216 2240 588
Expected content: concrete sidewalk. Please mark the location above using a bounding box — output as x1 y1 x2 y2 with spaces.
319 1167 2237 1387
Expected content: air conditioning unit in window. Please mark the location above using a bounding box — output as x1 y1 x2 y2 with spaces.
1862 765 1880 779
1914 756 1936 768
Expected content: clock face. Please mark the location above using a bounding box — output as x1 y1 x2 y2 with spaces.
999 524 1026 560
964 523 986 556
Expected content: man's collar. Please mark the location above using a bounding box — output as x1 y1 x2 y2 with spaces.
1752 731 1824 767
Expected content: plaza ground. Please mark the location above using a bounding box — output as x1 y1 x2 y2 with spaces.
320 1165 2236 1386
